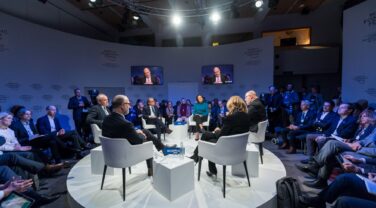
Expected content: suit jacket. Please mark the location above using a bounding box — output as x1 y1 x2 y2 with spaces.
143 105 161 120
313 111 338 132
357 129 376 157
137 76 159 85
86 105 111 128
36 115 62 135
293 110 316 130
266 93 283 111
210 75 228 84
324 115 358 138
102 112 144 145
353 125 376 142
247 98 267 132
67 96 91 120
202 111 250 141
10 119 38 145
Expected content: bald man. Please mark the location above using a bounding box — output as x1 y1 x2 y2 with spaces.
86 93 111 128
102 95 175 176
139 67 159 85
245 90 266 132
210 67 228 84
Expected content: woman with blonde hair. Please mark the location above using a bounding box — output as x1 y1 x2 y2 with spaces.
190 95 251 178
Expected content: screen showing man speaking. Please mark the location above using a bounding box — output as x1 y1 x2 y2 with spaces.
131 66 164 85
201 65 233 85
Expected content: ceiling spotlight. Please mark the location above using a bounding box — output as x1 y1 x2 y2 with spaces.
133 15 140 21
255 0 263 8
171 14 182 26
89 0 96 2
209 11 221 24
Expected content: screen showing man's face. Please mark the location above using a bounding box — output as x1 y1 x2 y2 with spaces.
144 68 151 78
213 67 221 77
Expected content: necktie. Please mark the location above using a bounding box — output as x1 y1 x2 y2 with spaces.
103 106 109 115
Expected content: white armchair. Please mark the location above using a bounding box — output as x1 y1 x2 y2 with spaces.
141 117 166 140
197 132 250 198
90 124 102 144
248 120 268 164
99 136 153 201
187 113 210 138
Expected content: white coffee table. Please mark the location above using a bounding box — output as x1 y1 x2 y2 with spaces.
153 156 194 201
169 124 188 140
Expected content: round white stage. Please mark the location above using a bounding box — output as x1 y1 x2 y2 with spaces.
67 129 286 208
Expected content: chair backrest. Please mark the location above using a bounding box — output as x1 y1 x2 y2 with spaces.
248 120 268 143
91 124 102 144
100 136 154 168
213 132 249 165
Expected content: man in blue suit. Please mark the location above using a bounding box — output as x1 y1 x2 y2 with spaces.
37 106 89 158
67 88 91 137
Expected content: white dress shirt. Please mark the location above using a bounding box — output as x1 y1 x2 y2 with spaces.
48 115 56 132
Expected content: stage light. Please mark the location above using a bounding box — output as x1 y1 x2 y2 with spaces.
90 0 96 2
255 0 263 8
171 14 182 27
209 11 221 24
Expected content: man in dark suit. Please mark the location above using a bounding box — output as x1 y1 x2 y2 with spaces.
102 95 175 176
143 97 172 140
209 66 228 84
68 88 91 137
245 90 267 132
86 93 111 128
303 100 339 163
136 67 160 85
10 108 63 164
313 103 358 150
266 85 284 133
37 106 89 158
277 100 316 154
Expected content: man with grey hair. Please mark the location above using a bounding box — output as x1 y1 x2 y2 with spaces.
276 100 316 154
245 90 266 132
102 95 176 176
86 93 111 128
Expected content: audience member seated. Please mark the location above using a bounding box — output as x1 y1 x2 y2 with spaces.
101 95 176 176
296 127 376 188
164 101 174 128
209 99 220 129
299 173 376 208
192 95 209 141
133 100 144 128
36 106 89 159
303 100 339 163
245 90 266 132
143 97 172 140
217 100 227 127
275 100 316 154
86 93 110 129
177 98 191 122
10 109 63 164
311 103 358 151
189 96 251 178
265 85 283 133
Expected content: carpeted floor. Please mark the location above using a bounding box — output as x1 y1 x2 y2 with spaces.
39 140 320 208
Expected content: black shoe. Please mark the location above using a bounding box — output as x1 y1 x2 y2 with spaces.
34 194 61 207
303 178 327 189
299 195 325 208
295 163 319 175
300 158 314 164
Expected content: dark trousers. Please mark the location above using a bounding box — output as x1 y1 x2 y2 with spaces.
314 140 353 179
58 130 86 150
141 129 164 151
319 173 376 204
193 115 208 132
275 127 290 143
306 133 323 158
165 116 173 127
146 118 167 140
287 129 310 148
29 135 62 163
192 131 219 174
334 196 376 208
0 152 44 175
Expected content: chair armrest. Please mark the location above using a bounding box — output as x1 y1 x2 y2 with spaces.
198 140 217 162
127 141 154 165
